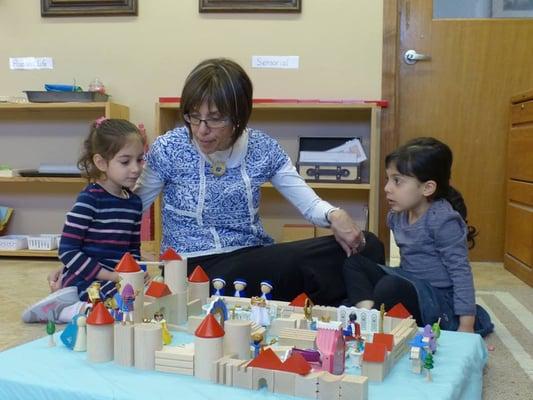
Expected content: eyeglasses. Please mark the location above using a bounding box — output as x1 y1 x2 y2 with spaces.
184 114 230 129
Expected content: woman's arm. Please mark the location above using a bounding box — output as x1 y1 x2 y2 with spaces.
271 160 363 255
134 164 164 213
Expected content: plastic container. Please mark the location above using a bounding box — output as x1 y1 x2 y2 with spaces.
0 235 28 251
27 235 59 251
24 91 109 103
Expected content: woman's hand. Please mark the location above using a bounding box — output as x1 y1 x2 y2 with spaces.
457 315 475 333
328 209 365 257
47 268 62 292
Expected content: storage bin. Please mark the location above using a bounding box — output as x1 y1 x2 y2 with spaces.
0 235 28 250
27 234 59 251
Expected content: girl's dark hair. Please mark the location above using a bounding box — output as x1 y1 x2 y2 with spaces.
78 118 145 181
385 137 478 248
180 58 253 143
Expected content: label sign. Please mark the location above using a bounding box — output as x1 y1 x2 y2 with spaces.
252 56 299 69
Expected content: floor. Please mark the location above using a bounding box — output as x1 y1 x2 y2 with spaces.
0 258 529 351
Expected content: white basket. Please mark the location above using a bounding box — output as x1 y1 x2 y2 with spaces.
0 235 28 251
27 234 59 251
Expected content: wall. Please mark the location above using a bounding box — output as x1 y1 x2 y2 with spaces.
0 0 383 138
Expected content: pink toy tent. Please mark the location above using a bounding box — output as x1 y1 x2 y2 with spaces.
315 321 345 375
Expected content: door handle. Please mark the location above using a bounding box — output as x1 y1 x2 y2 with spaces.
404 49 431 65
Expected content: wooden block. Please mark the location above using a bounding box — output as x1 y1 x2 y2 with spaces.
225 359 248 386
318 372 343 400
268 318 297 337
187 315 204 334
155 345 194 361
274 370 296 396
315 227 332 237
155 358 194 368
134 323 162 370
187 298 202 316
114 323 134 367
212 354 236 384
361 361 386 382
294 371 323 399
155 364 194 376
233 362 253 389
281 224 315 242
340 375 368 400
252 367 274 391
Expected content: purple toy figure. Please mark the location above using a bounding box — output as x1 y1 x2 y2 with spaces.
422 324 437 353
233 279 247 298
260 280 273 300
120 283 136 325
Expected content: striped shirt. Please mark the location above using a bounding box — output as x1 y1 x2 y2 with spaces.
59 183 142 301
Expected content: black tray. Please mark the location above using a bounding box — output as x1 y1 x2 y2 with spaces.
24 91 109 103
18 169 82 178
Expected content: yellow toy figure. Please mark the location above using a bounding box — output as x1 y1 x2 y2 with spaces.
152 309 172 345
87 282 102 306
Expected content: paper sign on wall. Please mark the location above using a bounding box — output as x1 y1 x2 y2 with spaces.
252 56 299 69
9 57 54 70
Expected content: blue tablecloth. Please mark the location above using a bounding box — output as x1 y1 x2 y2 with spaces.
0 330 487 400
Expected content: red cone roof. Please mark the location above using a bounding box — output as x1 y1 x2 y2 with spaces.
248 348 283 370
195 313 225 338
188 265 209 282
289 293 310 307
160 248 182 261
387 303 411 319
86 302 114 325
115 252 141 273
145 281 171 298
280 352 312 375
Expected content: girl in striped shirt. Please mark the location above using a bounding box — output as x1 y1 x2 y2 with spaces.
22 118 147 323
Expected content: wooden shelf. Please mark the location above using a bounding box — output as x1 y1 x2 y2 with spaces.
0 102 112 111
158 102 377 111
261 182 370 190
0 177 86 183
0 249 58 257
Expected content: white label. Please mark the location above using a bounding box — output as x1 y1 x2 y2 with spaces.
252 56 299 69
9 57 54 70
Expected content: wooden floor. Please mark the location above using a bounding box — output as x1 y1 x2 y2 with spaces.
0 258 529 351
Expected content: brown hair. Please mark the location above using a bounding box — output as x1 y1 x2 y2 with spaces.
180 58 253 143
78 118 145 181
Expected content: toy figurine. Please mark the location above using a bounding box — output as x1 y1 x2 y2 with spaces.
343 313 364 352
60 314 87 351
233 279 247 298
212 277 226 296
120 283 137 324
46 316 56 347
422 324 437 353
260 280 273 300
251 332 264 358
432 318 441 341
152 309 172 345
87 282 102 306
250 296 270 327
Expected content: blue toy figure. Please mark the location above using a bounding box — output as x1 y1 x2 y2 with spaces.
233 279 247 298
260 280 273 300
60 314 82 350
120 283 136 324
212 277 226 296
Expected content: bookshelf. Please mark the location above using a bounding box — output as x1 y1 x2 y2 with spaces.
142 101 381 256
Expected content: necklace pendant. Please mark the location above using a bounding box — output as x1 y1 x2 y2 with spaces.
211 161 226 177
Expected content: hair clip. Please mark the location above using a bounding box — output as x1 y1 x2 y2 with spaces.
95 116 108 128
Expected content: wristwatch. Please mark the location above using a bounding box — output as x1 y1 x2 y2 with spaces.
325 207 341 224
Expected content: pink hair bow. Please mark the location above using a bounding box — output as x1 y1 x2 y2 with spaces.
95 116 108 127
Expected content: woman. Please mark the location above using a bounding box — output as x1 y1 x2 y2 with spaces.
135 58 384 306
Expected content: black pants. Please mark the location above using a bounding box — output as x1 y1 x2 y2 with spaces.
187 232 385 307
342 255 422 324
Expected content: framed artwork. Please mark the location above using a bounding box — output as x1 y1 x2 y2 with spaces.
41 0 138 17
199 0 301 13
492 0 533 18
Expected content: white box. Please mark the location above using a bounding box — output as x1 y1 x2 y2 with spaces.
0 235 28 250
27 234 59 250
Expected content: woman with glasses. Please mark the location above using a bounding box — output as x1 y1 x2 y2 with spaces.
135 58 384 306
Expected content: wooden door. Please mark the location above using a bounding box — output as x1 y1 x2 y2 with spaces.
383 0 533 261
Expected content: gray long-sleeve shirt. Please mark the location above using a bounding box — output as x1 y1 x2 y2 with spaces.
388 199 476 316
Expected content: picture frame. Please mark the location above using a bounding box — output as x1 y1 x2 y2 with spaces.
199 0 301 13
41 0 138 17
492 0 533 18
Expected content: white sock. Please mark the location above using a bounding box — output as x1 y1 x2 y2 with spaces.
58 301 85 323
356 300 375 310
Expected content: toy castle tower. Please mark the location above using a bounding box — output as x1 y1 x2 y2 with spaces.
188 265 210 305
160 248 188 324
86 302 114 363
194 313 224 381
115 252 144 323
